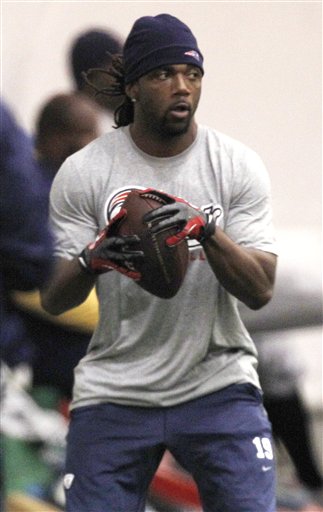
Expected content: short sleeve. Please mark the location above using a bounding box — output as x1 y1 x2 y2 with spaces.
49 158 99 259
225 149 278 255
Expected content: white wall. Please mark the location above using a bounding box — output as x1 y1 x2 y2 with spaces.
2 1 321 232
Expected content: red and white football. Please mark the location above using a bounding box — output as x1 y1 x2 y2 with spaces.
114 189 189 299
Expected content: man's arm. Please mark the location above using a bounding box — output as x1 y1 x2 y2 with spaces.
41 226 144 315
202 227 277 310
142 188 277 310
40 257 96 315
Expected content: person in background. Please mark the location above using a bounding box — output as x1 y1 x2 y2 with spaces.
69 28 124 128
0 99 53 511
35 92 102 194
11 92 102 400
0 99 53 371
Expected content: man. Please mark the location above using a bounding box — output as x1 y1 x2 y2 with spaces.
41 14 278 512
0 100 53 367
35 92 102 188
69 29 124 127
0 99 53 511
9 92 101 399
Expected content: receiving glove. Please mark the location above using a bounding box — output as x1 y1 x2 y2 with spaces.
78 208 143 280
142 189 215 246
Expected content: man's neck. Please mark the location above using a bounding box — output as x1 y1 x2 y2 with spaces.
129 122 198 158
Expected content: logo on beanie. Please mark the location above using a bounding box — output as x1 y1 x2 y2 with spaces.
184 50 200 61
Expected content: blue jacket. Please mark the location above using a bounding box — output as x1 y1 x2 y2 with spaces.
0 101 53 363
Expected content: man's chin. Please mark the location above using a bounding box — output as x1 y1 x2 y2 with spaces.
160 120 191 137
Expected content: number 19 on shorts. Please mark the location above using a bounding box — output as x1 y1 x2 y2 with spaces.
252 436 274 460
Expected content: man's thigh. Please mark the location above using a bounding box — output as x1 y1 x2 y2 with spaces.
167 384 276 512
64 403 165 512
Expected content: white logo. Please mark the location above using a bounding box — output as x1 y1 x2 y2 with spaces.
64 473 75 489
104 185 145 223
184 50 200 61
188 204 222 250
262 466 272 472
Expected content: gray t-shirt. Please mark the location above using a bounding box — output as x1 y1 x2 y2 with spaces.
49 125 277 409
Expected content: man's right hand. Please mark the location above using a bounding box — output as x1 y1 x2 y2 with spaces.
78 209 143 280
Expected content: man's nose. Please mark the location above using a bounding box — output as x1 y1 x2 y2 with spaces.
172 73 190 94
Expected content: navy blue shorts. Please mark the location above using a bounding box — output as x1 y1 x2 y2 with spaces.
64 384 276 512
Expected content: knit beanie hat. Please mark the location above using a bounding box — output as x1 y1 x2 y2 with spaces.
124 14 204 84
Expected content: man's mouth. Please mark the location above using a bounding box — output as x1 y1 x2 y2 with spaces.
169 102 191 119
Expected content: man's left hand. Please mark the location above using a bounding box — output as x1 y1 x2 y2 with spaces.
142 189 215 246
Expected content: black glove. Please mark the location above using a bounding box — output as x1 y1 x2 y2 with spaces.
78 209 143 280
142 189 215 246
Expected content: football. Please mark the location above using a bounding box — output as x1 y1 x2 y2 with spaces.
114 189 189 299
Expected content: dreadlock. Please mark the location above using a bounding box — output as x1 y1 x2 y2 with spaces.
82 54 134 128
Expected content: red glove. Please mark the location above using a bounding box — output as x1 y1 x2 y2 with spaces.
142 189 215 246
78 208 143 280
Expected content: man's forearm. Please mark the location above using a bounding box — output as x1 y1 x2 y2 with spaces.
202 227 277 310
40 257 96 315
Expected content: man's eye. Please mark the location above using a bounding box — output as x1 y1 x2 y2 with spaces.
157 70 169 80
187 70 201 80
147 69 169 81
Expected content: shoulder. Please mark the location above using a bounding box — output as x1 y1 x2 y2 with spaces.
199 125 269 185
52 129 124 185
71 128 124 164
200 125 263 163
0 102 34 169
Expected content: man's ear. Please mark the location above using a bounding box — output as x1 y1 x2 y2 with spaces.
125 82 139 102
